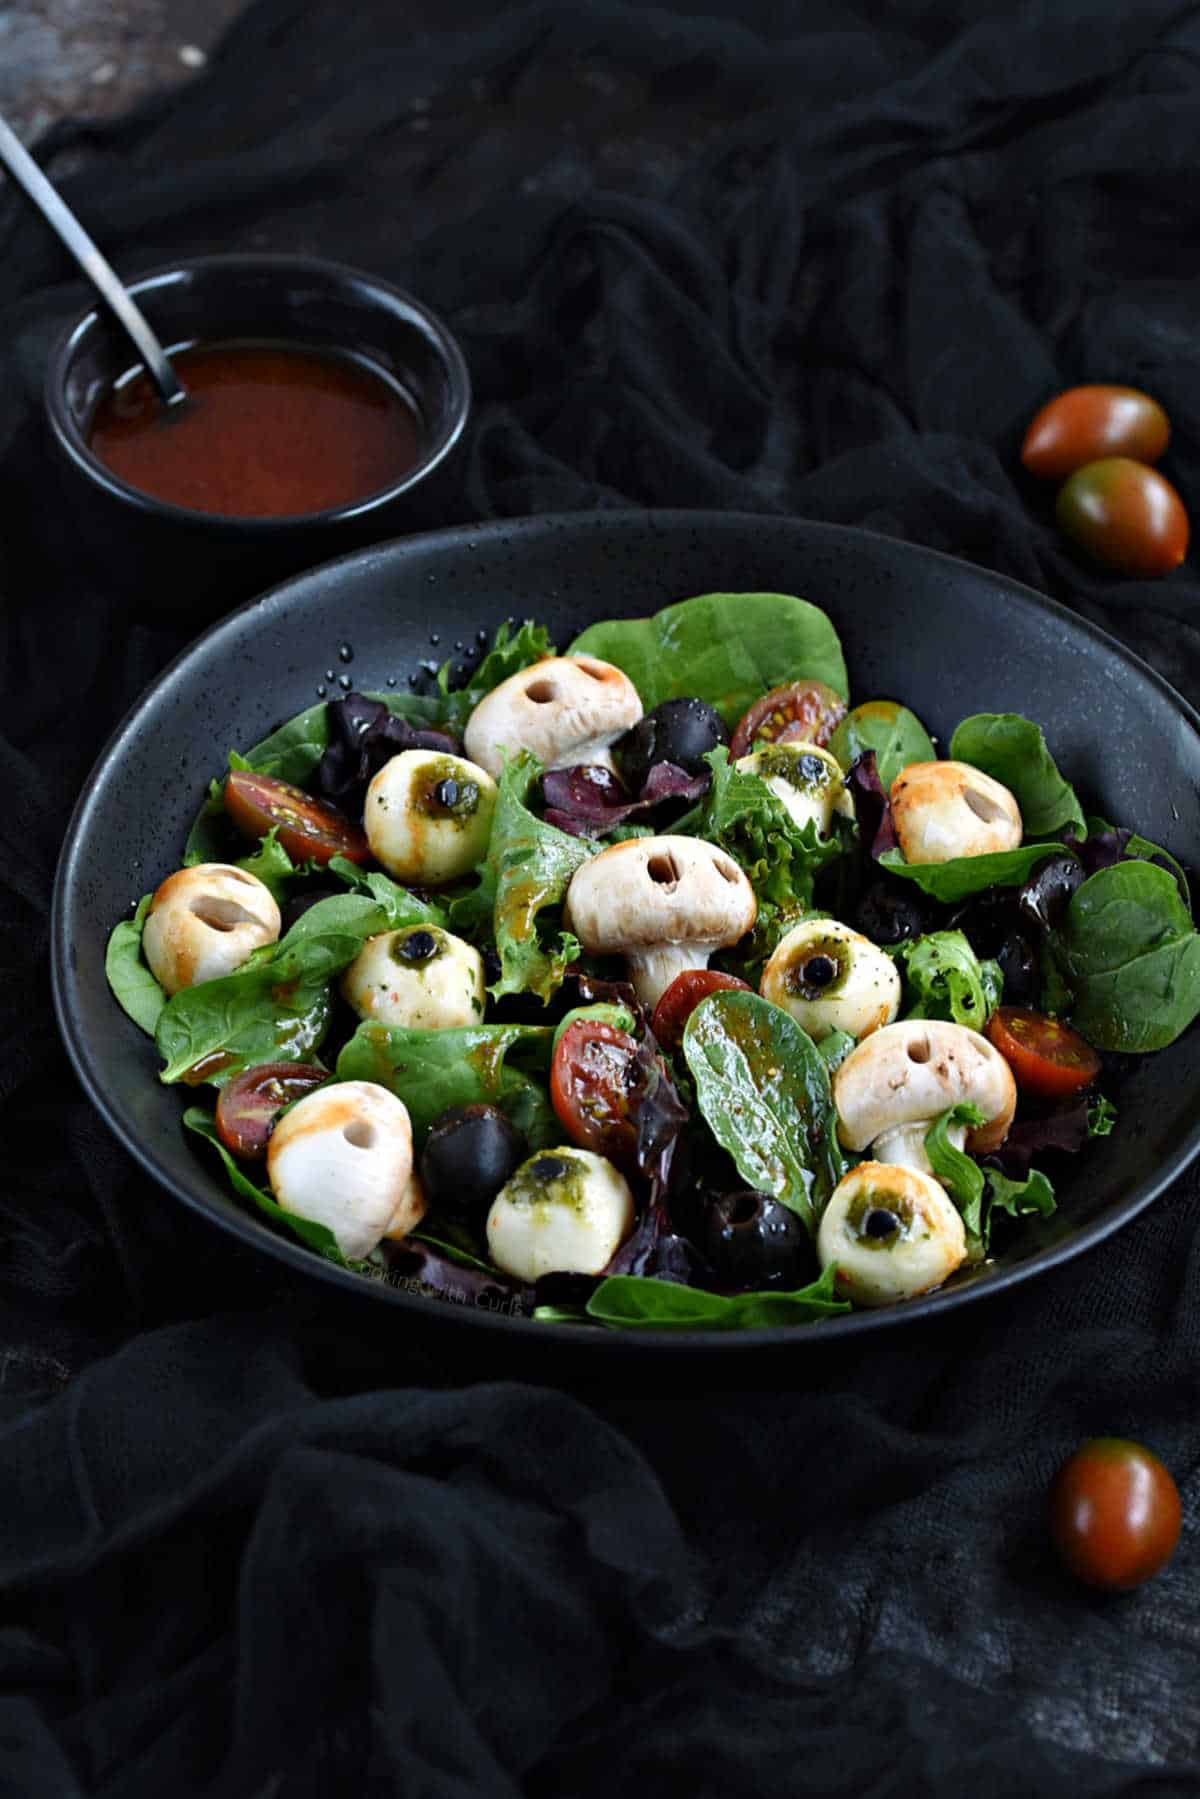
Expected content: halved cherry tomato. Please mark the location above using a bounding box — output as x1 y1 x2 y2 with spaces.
729 680 847 760
1051 1438 1181 1590
215 1061 328 1160
550 1020 639 1168
651 969 751 1054
985 1006 1101 1098
224 770 370 866
1055 457 1189 579
1021 385 1170 481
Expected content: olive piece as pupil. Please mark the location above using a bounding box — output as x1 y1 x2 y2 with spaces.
532 1155 567 1182
435 778 460 807
398 929 438 963
864 1207 899 1240
804 955 837 989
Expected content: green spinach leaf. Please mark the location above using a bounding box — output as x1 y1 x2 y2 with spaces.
816 1028 856 1073
828 701 936 787
891 930 1001 1031
682 990 844 1233
336 1019 556 1145
183 1106 350 1263
585 1263 848 1331
1085 816 1191 912
879 843 1057 903
568 591 848 726
1054 860 1200 1051
155 892 390 1085
104 894 166 1036
326 856 447 927
950 713 1085 839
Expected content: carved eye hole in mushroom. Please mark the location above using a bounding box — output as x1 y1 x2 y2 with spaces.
343 1120 375 1150
575 659 611 682
525 679 558 704
714 857 740 884
963 784 1009 824
646 852 681 887
907 1035 931 1064
189 897 262 932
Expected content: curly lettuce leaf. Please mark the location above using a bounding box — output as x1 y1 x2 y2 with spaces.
891 930 1002 1031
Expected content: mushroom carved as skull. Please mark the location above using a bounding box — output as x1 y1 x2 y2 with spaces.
889 761 1022 865
832 1018 1017 1170
463 655 643 780
563 834 757 1009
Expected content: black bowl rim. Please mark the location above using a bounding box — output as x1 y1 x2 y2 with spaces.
44 252 472 530
50 509 1200 1353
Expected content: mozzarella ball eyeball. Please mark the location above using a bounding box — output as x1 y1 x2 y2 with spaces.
266 1080 420 1260
486 1148 635 1282
737 741 855 836
761 918 900 1042
340 925 485 1029
364 750 497 884
817 1162 967 1307
142 863 281 995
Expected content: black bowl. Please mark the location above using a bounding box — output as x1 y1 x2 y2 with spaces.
50 511 1200 1352
45 254 471 620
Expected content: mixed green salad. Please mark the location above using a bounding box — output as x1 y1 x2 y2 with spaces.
105 591 1200 1332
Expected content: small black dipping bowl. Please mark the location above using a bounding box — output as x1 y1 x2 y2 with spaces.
45 254 471 621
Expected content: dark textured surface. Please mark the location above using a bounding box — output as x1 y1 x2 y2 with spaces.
52 513 1200 1351
5 2 1200 1792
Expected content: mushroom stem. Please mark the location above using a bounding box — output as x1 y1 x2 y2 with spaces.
625 944 713 1009
872 1119 967 1178
548 741 618 775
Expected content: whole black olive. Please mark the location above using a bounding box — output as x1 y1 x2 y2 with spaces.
997 928 1040 1007
948 887 1019 959
701 1189 814 1291
419 1104 525 1222
853 879 930 945
617 698 728 788
1018 850 1085 934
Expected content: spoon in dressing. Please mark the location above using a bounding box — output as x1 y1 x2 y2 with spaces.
0 108 187 410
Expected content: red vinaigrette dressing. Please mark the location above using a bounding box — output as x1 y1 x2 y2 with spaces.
87 340 426 518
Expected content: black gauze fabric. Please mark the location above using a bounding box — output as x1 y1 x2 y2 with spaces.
3 2 1200 1792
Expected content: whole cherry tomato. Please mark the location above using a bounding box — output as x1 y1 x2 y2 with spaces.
549 1019 641 1168
729 680 847 761
215 1061 328 1160
1051 1438 1181 1590
985 1006 1100 1098
1022 385 1170 481
650 969 752 1054
224 770 370 865
1055 458 1189 578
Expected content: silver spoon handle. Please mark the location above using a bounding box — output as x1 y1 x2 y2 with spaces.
0 110 186 408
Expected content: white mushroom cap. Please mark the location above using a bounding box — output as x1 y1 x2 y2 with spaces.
266 1080 419 1260
737 741 856 837
833 1019 1016 1155
364 750 496 885
760 918 900 1042
463 655 643 779
142 863 281 996
486 1146 634 1281
340 925 485 1029
890 761 1022 864
817 1161 967 1306
563 834 757 1008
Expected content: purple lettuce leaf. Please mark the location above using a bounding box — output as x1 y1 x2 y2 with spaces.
847 751 898 859
980 1096 1091 1175
314 692 461 813
382 1239 533 1314
543 761 709 838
